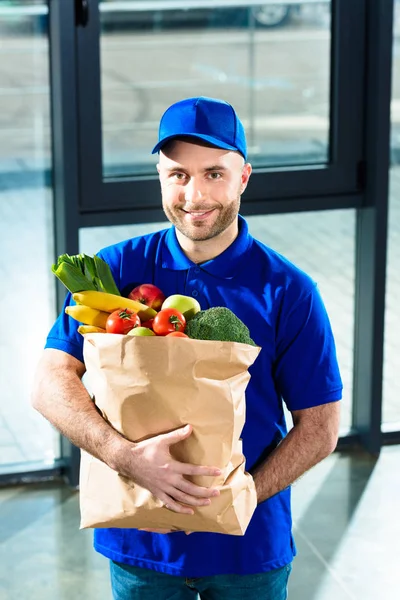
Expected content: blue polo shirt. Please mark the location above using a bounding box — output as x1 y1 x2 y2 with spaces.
45 215 342 577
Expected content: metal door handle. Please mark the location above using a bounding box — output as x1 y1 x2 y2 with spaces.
76 0 89 27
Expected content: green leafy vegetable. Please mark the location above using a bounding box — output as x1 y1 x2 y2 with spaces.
186 307 256 346
51 253 120 295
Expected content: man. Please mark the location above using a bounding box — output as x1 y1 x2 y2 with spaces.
32 96 342 599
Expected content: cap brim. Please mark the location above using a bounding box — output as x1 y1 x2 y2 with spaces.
152 133 242 156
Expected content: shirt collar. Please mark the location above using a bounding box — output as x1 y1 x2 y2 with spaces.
161 215 253 279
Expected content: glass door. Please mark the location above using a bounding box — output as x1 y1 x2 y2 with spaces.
70 0 368 442
74 0 366 221
0 0 60 473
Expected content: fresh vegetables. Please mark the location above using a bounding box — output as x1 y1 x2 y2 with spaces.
166 331 189 338
73 290 156 321
78 325 106 334
186 307 257 346
141 318 155 329
65 305 109 329
106 309 141 335
152 308 186 336
52 252 256 345
52 253 120 295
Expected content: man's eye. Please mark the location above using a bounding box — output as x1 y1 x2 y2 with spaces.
208 172 222 180
172 173 186 181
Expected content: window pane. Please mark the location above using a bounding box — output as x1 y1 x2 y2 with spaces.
100 1 331 177
0 1 59 469
79 220 170 256
80 209 355 434
383 0 400 428
246 211 355 434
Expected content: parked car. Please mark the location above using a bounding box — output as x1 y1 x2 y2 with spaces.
100 1 301 30
250 4 297 27
2 1 325 34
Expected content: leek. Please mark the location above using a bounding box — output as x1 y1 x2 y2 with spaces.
52 253 120 295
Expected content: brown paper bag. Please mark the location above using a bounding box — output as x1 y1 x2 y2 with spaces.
79 334 260 535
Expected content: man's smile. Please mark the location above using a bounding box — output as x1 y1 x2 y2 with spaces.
181 208 216 221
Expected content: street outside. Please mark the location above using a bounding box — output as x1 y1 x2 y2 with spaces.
0 4 399 173
100 16 332 173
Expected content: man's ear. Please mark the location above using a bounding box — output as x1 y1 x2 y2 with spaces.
156 163 160 175
240 163 252 194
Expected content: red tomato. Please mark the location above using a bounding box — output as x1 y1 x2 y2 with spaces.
166 331 189 338
152 308 186 336
141 318 155 330
106 309 141 334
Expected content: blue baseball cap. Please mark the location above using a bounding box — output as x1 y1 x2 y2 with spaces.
152 96 247 160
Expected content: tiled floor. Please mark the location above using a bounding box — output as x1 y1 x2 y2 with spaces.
1 445 398 599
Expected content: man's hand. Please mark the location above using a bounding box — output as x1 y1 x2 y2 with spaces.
115 424 221 515
31 351 220 520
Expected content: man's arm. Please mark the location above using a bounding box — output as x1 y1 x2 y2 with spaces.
32 349 125 464
31 348 221 513
251 402 340 503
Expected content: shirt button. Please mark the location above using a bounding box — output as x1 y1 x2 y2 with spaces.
192 290 198 297
194 267 200 274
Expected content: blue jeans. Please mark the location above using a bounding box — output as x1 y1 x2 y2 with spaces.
110 561 292 600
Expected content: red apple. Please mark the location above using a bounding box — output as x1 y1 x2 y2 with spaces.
128 283 166 311
141 318 155 330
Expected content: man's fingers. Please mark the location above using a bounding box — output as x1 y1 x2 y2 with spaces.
169 488 214 507
160 496 194 515
176 462 222 477
160 424 192 445
178 478 220 499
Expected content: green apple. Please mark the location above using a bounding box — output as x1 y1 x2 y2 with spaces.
127 327 156 336
161 294 201 321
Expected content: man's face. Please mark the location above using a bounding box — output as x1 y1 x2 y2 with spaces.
157 140 251 242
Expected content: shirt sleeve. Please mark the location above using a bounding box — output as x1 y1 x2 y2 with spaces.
45 292 84 363
274 284 343 411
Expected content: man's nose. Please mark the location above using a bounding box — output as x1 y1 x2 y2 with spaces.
184 178 204 203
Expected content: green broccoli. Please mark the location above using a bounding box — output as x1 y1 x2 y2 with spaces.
185 307 257 346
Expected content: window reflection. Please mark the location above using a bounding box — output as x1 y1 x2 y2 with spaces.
383 1 400 427
100 1 332 177
0 1 59 468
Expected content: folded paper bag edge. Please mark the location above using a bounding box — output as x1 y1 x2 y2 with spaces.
79 452 257 535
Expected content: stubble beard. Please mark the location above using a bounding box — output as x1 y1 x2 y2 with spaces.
163 194 241 242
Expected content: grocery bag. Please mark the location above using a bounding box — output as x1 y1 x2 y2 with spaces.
79 334 260 535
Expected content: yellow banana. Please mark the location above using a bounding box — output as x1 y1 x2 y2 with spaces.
77 325 106 335
65 305 109 329
72 290 157 320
